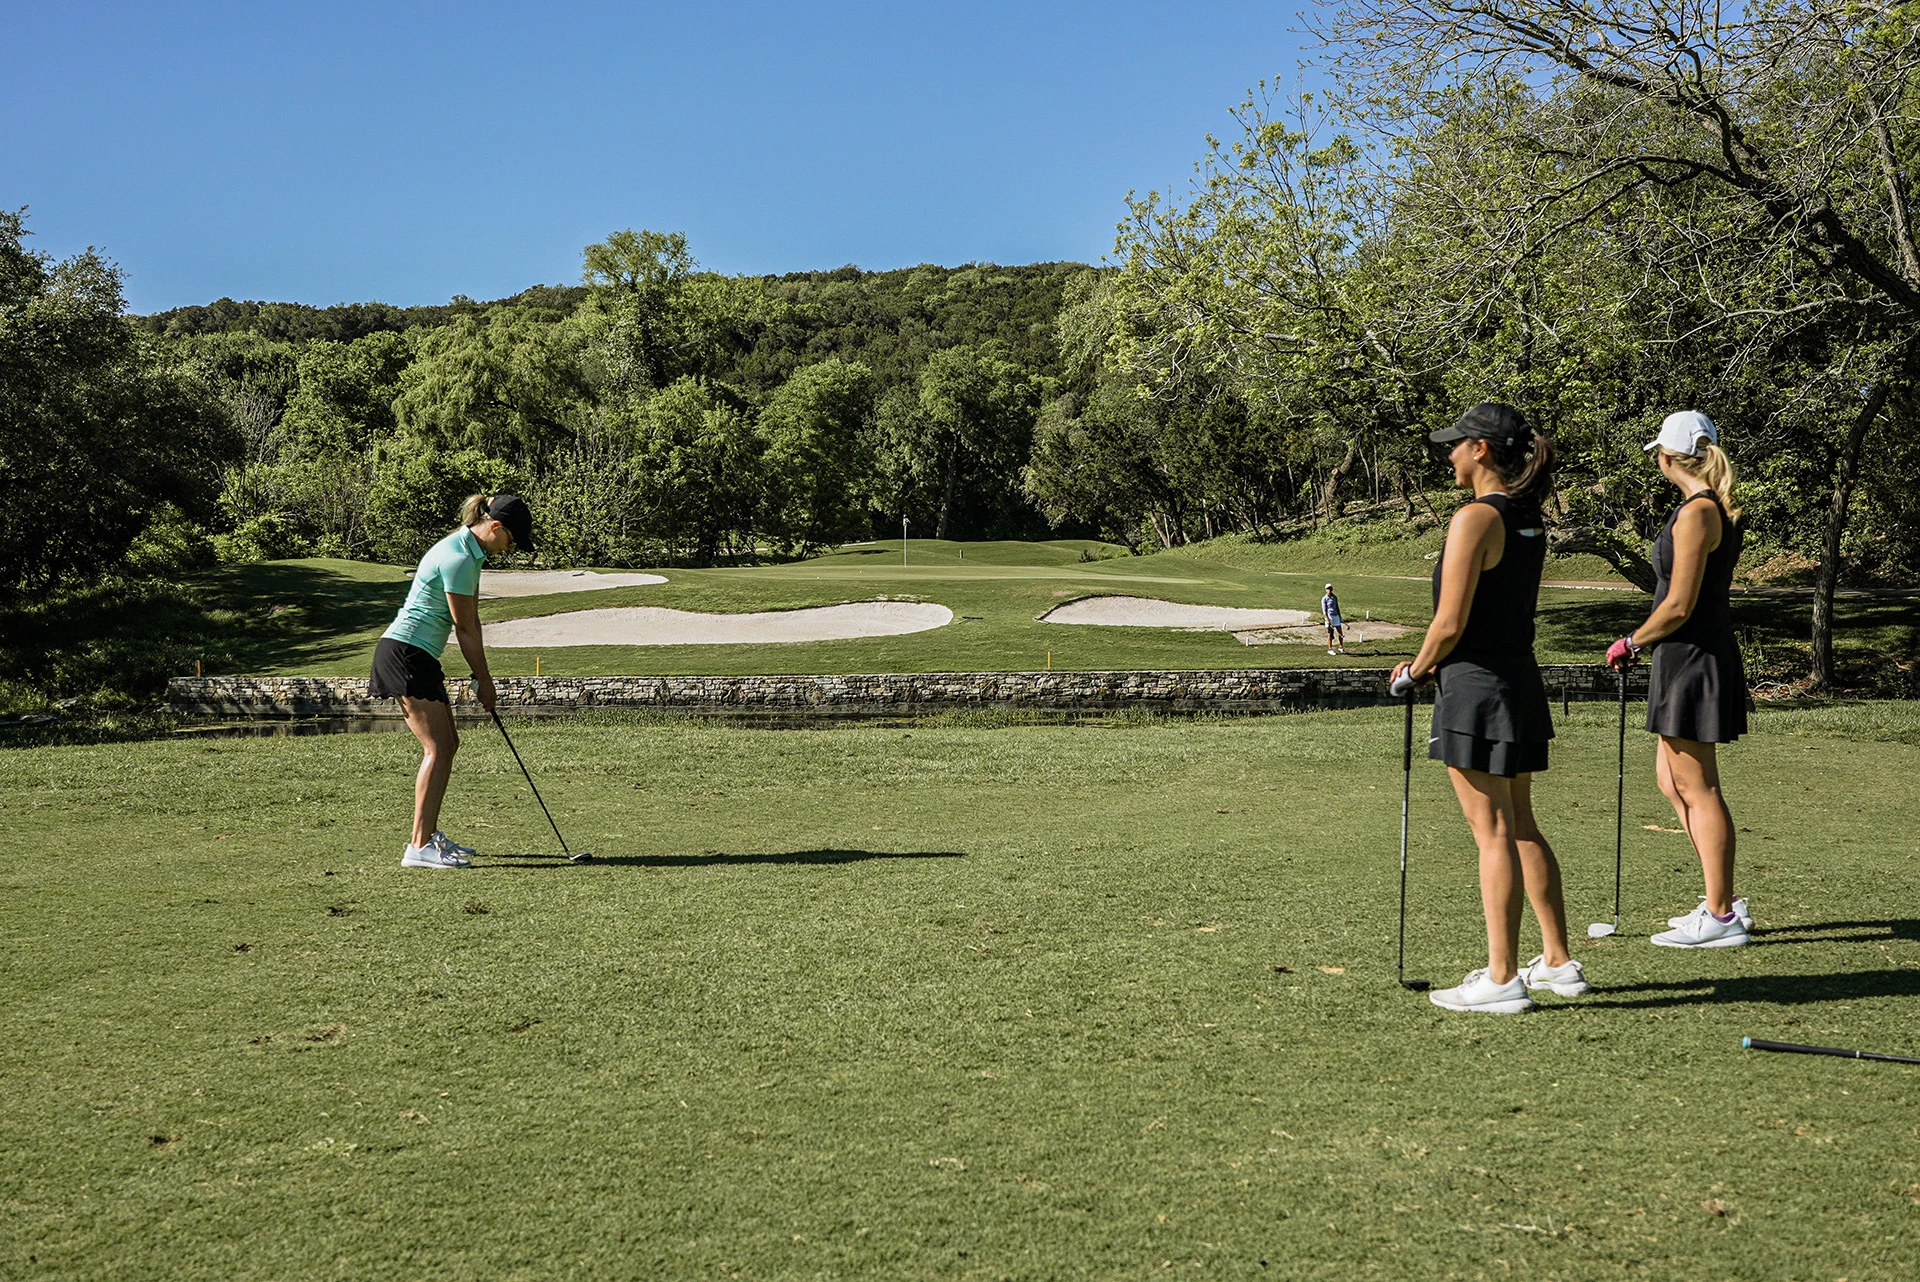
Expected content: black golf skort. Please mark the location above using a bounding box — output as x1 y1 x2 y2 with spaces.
369 637 450 704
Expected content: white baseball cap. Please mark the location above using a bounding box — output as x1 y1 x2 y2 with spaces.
1645 410 1718 457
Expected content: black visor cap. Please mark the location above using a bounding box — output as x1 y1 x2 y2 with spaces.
487 495 535 555
1428 402 1531 447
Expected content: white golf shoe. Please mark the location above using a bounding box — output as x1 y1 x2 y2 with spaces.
1429 968 1533 1014
1669 896 1751 931
432 831 478 859
1519 955 1592 997
1651 903 1748 948
402 842 471 869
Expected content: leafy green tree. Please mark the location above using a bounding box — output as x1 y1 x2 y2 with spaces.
0 211 233 598
885 344 1041 538
624 377 767 562
759 359 877 553
394 311 590 458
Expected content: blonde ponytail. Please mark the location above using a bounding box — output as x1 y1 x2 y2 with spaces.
1663 445 1740 521
458 493 492 527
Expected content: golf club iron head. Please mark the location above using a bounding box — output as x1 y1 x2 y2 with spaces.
568 850 594 864
1587 921 1618 938
1400 978 1432 992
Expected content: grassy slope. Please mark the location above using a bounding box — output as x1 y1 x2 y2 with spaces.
3 706 1917 1278
181 534 1915 689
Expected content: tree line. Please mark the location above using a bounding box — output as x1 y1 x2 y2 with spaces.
4 2 1916 689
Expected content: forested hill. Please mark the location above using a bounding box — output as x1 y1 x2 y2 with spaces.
139 261 1085 391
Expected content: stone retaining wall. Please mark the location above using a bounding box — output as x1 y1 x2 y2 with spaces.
167 665 1649 719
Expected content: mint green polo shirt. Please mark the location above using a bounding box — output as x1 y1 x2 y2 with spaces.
383 527 487 655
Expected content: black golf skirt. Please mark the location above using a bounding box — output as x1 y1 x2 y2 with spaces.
1428 656 1553 779
369 637 450 704
1646 639 1747 744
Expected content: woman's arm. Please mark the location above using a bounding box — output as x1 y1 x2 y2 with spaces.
1627 501 1720 649
1398 503 1500 683
448 591 497 712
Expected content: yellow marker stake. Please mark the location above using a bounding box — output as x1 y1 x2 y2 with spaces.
1046 651 1052 671
536 655 542 677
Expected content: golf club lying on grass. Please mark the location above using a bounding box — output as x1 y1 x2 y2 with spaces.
1389 673 1430 991
1744 1037 1920 1066
1588 666 1629 938
489 708 593 863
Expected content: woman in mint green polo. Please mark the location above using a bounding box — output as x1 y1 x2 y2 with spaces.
371 493 534 869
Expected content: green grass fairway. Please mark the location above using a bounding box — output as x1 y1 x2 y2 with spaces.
6 706 1919 1278
166 536 1915 687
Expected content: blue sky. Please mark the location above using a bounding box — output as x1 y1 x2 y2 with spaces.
5 2 1315 312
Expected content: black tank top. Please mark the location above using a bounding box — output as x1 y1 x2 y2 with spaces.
1652 491 1741 651
1432 493 1547 666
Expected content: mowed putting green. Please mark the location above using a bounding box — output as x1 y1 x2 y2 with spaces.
4 704 1919 1278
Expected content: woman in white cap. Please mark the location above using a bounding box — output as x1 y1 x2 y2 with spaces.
1606 412 1750 946
370 493 535 869
1393 402 1587 1013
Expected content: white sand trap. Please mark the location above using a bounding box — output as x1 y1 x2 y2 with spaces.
1235 622 1414 646
1040 596 1312 630
478 570 667 598
485 601 953 647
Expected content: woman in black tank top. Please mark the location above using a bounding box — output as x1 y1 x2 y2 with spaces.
1606 412 1750 949
1393 403 1587 1013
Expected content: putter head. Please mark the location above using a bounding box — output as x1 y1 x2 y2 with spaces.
1400 978 1432 992
568 850 594 864
1587 922 1617 938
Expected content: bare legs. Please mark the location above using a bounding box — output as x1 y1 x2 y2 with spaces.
1447 767 1574 982
1655 735 1736 915
401 696 458 848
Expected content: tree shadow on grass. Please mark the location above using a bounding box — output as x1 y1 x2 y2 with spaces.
481 848 967 870
1581 967 1920 1010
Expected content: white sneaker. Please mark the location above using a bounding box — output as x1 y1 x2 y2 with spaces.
1669 896 1751 931
1519 955 1592 997
401 842 471 869
1651 903 1748 948
432 831 478 859
1429 968 1533 1013
1328 648 1338 655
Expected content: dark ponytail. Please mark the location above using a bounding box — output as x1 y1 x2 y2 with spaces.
1486 432 1554 505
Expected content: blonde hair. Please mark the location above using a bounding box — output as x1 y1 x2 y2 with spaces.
1661 444 1741 521
458 493 492 527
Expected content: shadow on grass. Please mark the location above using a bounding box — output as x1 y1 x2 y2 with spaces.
481 847 967 870
1750 919 1920 944
1583 965 1920 1009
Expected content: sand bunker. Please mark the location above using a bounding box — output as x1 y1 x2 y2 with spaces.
485 601 953 647
478 570 667 598
1039 596 1312 630
1235 622 1414 646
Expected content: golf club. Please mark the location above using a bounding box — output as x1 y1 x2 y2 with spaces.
1744 1037 1920 1066
1389 673 1431 991
1588 666 1629 938
489 708 593 863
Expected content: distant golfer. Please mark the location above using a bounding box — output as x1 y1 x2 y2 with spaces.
370 494 534 869
1606 412 1750 947
1322 584 1346 654
1393 402 1587 1013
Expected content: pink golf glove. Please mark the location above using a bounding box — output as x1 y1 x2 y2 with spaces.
1605 636 1636 667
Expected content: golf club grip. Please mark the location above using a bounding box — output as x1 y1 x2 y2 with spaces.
1745 1038 1920 1065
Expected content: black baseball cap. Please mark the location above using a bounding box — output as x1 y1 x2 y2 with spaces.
487 495 536 555
1428 401 1533 447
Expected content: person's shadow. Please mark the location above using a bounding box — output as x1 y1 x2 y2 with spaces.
1751 918 1920 945
482 848 966 871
